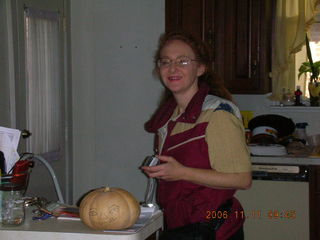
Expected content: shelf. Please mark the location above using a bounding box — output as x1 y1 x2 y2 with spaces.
251 155 320 165
269 106 320 113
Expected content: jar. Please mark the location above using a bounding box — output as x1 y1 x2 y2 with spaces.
1 190 25 225
294 122 308 143
281 88 295 106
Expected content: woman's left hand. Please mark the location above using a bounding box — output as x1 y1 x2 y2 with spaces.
141 155 186 181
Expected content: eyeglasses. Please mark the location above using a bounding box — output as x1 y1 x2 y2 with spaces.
156 56 198 68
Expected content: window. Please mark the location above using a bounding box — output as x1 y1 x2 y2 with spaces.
295 6 320 98
270 0 319 103
24 7 62 158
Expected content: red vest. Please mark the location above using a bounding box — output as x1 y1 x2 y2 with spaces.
145 85 245 240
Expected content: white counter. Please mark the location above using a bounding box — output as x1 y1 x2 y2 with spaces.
251 155 320 165
0 209 163 240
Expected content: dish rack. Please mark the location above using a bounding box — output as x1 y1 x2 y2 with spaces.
1 154 65 203
0 160 34 194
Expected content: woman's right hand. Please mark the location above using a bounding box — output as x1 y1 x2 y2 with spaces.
141 155 187 181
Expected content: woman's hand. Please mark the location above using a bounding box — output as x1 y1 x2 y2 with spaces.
141 155 186 181
141 155 252 189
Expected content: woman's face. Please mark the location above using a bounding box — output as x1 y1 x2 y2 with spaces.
158 40 205 97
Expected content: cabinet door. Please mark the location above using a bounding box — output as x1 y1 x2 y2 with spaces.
309 165 320 240
214 0 272 94
165 0 213 55
165 0 273 94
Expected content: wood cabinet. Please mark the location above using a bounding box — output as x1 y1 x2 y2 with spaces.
309 165 320 240
165 0 274 94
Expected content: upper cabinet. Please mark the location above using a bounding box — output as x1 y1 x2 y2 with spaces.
165 0 274 94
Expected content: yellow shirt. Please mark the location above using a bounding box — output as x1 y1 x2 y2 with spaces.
170 108 251 173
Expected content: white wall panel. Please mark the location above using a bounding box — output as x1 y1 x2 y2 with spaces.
70 0 164 203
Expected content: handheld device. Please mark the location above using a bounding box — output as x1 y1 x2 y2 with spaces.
142 155 159 167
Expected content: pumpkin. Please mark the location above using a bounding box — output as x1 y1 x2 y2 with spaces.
79 187 141 230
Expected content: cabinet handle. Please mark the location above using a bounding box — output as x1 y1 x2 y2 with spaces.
207 29 214 63
207 29 213 45
251 60 258 77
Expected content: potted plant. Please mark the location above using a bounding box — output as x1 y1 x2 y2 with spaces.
298 34 320 106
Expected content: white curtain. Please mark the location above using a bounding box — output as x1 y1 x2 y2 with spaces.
25 7 62 155
270 0 320 101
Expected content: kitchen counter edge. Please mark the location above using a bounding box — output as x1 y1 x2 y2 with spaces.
251 155 320 165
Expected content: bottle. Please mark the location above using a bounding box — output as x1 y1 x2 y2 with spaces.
295 122 308 143
294 86 303 106
280 88 286 106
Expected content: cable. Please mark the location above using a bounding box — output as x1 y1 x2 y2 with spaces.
20 153 65 204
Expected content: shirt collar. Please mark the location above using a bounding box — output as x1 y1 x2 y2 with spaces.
145 83 210 132
177 83 209 123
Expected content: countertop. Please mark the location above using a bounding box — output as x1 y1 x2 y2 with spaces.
0 208 163 240
251 155 320 165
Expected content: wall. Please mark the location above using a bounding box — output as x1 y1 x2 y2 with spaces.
70 0 164 203
0 0 14 127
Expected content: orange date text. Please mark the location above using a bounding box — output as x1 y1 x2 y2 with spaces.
205 210 229 220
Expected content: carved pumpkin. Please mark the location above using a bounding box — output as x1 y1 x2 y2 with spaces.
79 187 141 230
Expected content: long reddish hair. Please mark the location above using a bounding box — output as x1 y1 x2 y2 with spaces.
154 31 232 103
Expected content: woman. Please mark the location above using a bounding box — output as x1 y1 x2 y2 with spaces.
142 32 252 240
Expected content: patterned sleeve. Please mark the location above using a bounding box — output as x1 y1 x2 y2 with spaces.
205 110 251 173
